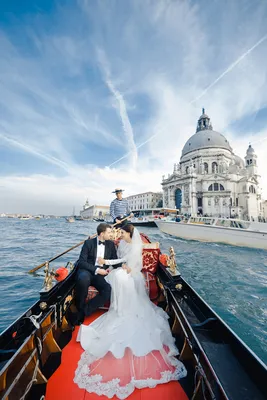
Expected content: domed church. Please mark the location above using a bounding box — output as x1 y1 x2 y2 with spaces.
162 109 262 220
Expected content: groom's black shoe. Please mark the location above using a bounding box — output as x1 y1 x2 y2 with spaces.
65 308 77 327
76 311 85 326
65 309 84 327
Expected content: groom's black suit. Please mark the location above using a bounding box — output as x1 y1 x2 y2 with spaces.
76 237 119 319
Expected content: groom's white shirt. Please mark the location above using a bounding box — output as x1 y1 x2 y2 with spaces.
95 239 105 275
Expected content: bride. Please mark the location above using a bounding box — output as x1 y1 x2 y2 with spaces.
74 224 187 399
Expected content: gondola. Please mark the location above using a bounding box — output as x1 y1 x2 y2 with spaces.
0 231 266 400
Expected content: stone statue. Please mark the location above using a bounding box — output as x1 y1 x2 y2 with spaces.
167 247 180 276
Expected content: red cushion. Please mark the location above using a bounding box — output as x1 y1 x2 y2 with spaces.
142 271 159 300
142 249 160 274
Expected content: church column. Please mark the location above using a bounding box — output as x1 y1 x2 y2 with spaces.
169 186 176 208
181 184 186 214
188 183 194 215
191 177 198 216
163 188 167 207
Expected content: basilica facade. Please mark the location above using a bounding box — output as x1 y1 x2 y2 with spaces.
162 110 262 220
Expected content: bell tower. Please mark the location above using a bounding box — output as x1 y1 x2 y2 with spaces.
245 144 258 177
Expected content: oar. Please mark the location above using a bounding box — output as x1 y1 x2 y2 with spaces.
28 216 131 274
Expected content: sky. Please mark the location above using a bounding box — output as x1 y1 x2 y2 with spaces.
1 0 267 215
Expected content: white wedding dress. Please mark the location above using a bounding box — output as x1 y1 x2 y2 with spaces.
74 228 187 399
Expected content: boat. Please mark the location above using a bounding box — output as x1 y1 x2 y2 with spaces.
66 207 76 223
74 216 85 221
130 216 157 227
65 216 75 223
130 208 179 227
155 216 267 250
0 232 266 400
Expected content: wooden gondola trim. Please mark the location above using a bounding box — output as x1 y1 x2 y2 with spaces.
41 315 61 354
1 335 47 400
0 370 7 396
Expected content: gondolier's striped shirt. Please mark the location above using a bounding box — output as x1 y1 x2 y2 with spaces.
110 198 131 220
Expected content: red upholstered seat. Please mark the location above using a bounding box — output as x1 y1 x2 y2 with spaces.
141 248 160 301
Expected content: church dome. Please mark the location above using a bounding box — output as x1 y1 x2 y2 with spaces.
234 155 245 167
181 109 232 157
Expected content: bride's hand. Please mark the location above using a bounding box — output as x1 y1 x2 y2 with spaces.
122 264 131 274
126 266 131 274
97 257 105 265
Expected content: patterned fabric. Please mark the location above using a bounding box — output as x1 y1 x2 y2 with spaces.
86 286 98 301
142 249 160 274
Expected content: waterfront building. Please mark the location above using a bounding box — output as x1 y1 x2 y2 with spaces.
162 109 262 220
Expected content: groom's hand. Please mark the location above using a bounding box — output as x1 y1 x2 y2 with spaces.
97 268 109 276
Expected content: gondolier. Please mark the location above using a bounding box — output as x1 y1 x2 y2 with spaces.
110 188 133 226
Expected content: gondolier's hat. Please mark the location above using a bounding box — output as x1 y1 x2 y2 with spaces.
112 188 124 193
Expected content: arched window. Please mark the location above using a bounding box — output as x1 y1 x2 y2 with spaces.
212 162 218 173
185 166 189 174
204 162 208 173
208 183 225 191
175 188 182 210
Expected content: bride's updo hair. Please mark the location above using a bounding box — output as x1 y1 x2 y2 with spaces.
121 224 134 238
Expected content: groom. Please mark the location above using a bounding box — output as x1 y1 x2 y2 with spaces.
71 223 119 326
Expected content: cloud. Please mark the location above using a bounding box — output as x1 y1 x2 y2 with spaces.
1 0 267 214
97 48 138 169
190 33 267 105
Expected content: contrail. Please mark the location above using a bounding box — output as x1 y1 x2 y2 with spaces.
108 133 158 167
190 33 267 104
107 34 267 167
97 49 138 169
250 135 267 145
0 132 71 173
